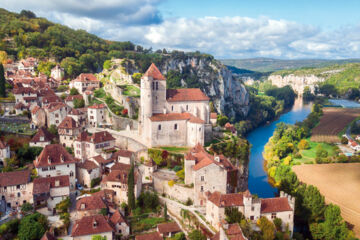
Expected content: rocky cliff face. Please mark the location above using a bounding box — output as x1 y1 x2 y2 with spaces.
269 74 325 94
159 57 250 119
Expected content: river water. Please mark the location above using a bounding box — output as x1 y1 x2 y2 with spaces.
247 98 313 198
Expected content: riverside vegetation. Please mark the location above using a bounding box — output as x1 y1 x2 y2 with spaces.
263 103 358 239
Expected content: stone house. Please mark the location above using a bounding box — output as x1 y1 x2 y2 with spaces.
31 106 46 128
34 144 77 189
210 112 217 126
88 104 107 127
211 223 248 240
74 131 116 160
58 116 81 148
14 102 29 115
109 210 129 237
101 165 142 205
139 63 212 147
71 214 114 240
0 140 10 166
65 95 84 108
44 102 69 127
68 108 88 127
30 127 55 148
69 73 100 94
111 149 134 165
50 64 64 81
0 170 33 209
76 159 101 188
33 175 70 215
140 159 157 184
184 144 239 206
76 194 108 218
205 190 295 235
12 87 37 107
157 222 181 238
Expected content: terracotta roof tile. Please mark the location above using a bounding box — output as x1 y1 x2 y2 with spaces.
31 105 41 114
65 94 83 102
71 215 113 237
260 197 292 213
167 88 209 102
0 170 31 187
58 116 79 129
30 127 55 143
112 149 134 158
102 169 138 184
33 175 70 194
75 73 99 82
210 112 218 119
110 162 131 172
143 63 165 80
76 195 107 211
225 224 246 240
76 131 115 144
208 192 244 207
34 144 77 167
135 231 163 240
157 222 181 234
0 140 8 149
12 87 36 94
109 210 127 226
78 160 99 170
88 104 106 109
150 112 204 124
45 102 67 113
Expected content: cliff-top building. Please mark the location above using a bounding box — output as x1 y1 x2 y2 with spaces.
139 63 212 147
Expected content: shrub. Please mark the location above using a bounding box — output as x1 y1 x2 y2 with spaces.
341 137 348 145
70 87 79 95
176 169 184 180
185 198 193 206
298 139 310 150
121 108 128 117
217 115 229 127
168 180 175 187
91 177 101 188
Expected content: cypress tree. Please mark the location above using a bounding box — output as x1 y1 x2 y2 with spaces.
127 163 136 210
0 63 6 98
164 203 168 220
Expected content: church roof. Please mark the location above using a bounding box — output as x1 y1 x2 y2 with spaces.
167 89 210 102
143 63 165 80
149 112 205 124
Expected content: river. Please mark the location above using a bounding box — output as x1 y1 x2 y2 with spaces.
247 98 313 198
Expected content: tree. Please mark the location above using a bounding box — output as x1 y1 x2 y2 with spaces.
0 63 6 97
217 115 229 127
164 203 168 220
48 124 58 136
127 163 136 210
316 145 328 158
70 87 79 95
341 137 348 145
74 98 85 108
298 139 310 150
18 213 48 240
303 86 314 101
21 202 34 214
258 217 275 240
92 235 107 240
56 197 70 214
173 232 186 240
188 230 206 240
103 60 112 70
225 207 244 224
301 185 325 222
132 73 142 85
20 10 37 18
100 208 108 216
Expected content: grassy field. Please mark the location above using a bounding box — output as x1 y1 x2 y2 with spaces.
294 139 337 164
121 85 140 97
159 146 190 154
131 217 166 233
311 108 360 143
293 163 360 237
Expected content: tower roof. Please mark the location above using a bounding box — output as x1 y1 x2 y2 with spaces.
143 63 165 80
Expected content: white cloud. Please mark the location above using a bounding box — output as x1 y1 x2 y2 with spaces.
2 1 360 59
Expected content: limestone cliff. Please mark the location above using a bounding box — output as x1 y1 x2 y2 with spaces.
268 74 325 94
158 56 250 119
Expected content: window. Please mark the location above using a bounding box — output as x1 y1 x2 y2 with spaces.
174 124 178 130
200 186 204 192
171 106 174 111
55 114 59 118
156 82 159 90
67 164 69 168
70 171 74 177
56 120 59 124
66 129 69 134
16 185 20 189
42 167 48 171
152 82 155 90
201 176 204 181
199 127 202 131
158 124 161 130
17 192 20 197
271 213 277 219
50 166 56 170
251 207 254 211
186 105 188 111
155 96 158 103
250 216 254 220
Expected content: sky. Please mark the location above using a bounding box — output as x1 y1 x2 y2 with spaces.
2 0 360 59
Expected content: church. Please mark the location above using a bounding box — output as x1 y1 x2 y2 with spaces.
139 63 212 147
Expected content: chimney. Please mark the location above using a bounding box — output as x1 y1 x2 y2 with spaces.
55 180 60 187
163 108 167 114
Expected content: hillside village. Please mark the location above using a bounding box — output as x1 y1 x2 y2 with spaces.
0 58 295 240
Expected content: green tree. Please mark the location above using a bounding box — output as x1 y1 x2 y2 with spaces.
258 217 275 240
48 124 58 136
100 208 108 216
217 115 229 127
0 63 6 97
301 185 325 222
56 197 70 214
103 60 112 70
316 145 328 158
21 202 34 214
132 72 142 84
164 203 168 220
70 87 79 95
127 163 136 210
173 232 186 240
341 137 348 145
74 98 85 108
18 213 48 240
225 207 244 224
92 235 107 240
188 230 206 240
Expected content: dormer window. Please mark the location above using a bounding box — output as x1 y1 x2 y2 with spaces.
81 203 86 210
40 136 44 141
60 154 65 163
47 156 51 164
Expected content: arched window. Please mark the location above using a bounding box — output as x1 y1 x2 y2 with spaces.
174 124 178 130
158 124 161 130
186 105 188 111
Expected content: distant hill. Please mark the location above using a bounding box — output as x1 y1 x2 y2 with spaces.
220 58 360 72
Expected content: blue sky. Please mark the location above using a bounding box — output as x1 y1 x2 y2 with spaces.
2 0 360 59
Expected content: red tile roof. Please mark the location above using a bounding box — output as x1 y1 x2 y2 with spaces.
143 63 165 80
207 192 244 207
45 102 67 113
30 127 55 143
0 170 31 187
91 155 112 165
88 104 106 109
109 210 127 226
34 144 77 167
135 231 163 240
150 112 205 124
225 224 246 240
15 102 27 109
102 169 138 184
33 175 70 194
260 197 293 213
65 94 83 102
157 222 181 234
112 149 134 158
71 215 113 237
12 87 36 94
0 140 8 149
76 195 107 211
110 162 131 172
75 73 99 82
58 116 79 129
76 131 115 144
167 88 209 102
210 112 217 119
31 105 41 114
78 160 99 171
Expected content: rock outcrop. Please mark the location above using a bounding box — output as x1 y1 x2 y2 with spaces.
269 74 325 94
159 57 250 119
